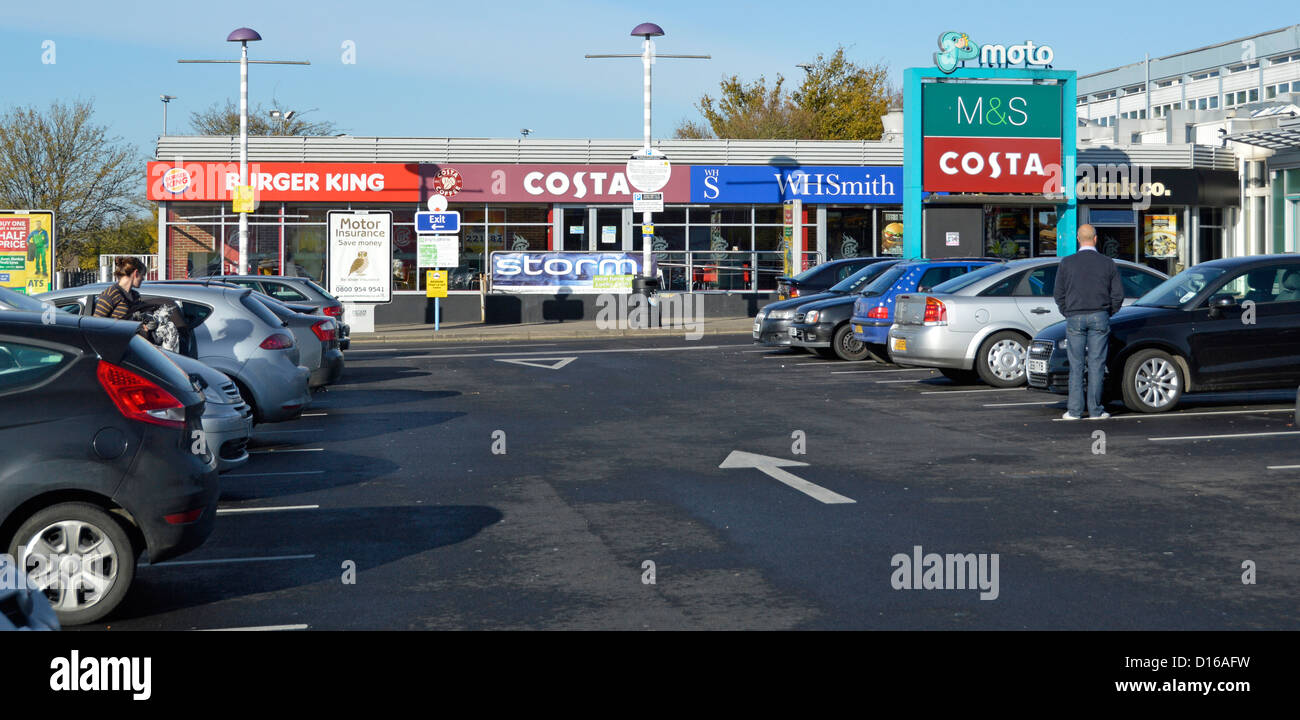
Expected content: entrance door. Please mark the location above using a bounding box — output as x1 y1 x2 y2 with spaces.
595 208 623 252
559 206 589 251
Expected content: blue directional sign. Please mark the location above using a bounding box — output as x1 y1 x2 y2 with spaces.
415 211 460 234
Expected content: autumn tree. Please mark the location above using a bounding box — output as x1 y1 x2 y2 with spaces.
0 99 141 271
189 99 341 136
675 46 899 141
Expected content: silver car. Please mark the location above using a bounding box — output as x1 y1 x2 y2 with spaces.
196 275 350 350
888 258 1167 387
161 350 253 472
251 294 344 388
38 283 312 423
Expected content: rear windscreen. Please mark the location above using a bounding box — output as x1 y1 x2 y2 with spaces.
302 279 338 301
239 292 286 328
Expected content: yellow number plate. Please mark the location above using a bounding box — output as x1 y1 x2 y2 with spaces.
891 337 907 352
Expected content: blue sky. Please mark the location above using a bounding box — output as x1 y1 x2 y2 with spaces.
0 0 1296 160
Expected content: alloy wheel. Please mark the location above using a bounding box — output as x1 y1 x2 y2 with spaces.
1134 357 1180 408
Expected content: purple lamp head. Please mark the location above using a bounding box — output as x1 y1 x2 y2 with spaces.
226 27 262 42
630 22 664 38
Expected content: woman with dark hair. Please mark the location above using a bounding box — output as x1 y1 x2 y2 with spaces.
93 257 146 319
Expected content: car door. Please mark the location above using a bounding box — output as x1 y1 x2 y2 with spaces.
1186 263 1300 388
1012 264 1063 332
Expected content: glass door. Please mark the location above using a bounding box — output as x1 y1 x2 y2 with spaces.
595 208 623 252
559 206 589 251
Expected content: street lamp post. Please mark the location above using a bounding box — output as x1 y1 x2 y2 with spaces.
587 24 708 292
160 95 177 135
180 29 309 275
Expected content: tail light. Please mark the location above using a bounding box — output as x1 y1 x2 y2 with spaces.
96 360 186 428
866 305 890 320
311 320 336 342
322 305 343 318
923 297 948 325
260 333 294 350
790 287 800 298
165 508 205 525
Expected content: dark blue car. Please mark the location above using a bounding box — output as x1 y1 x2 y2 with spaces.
851 258 1000 361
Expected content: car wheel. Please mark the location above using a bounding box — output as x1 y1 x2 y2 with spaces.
813 347 837 359
831 324 871 361
975 331 1030 387
232 378 262 424
940 368 980 384
1121 349 1184 413
7 502 136 626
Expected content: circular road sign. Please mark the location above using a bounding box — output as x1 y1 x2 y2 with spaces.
626 154 671 192
427 194 449 212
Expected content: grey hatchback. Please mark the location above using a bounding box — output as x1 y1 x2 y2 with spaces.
39 283 311 423
198 275 350 349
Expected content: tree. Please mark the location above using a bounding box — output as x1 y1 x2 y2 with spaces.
80 202 158 270
0 99 141 271
675 46 899 141
189 99 341 136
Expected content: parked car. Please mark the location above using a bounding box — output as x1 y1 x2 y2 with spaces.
777 257 885 300
38 283 311 424
781 260 909 360
888 258 1167 386
754 259 900 350
1027 255 1300 412
0 311 219 624
1 286 254 471
195 275 350 350
850 258 1001 362
251 294 344 388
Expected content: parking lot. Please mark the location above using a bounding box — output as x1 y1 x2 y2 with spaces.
83 333 1300 630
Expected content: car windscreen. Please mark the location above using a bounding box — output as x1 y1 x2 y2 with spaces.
930 262 1009 293
1134 266 1228 308
239 292 287 327
828 261 894 293
860 264 909 297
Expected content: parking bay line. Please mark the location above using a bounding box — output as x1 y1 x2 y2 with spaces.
1149 430 1300 442
248 448 324 454
1052 408 1293 422
222 470 325 478
302 412 328 417
399 344 750 360
985 400 1061 407
145 554 315 568
921 388 1024 395
200 624 310 632
217 504 320 515
832 368 936 375
350 343 558 353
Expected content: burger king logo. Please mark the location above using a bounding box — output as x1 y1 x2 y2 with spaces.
162 167 192 193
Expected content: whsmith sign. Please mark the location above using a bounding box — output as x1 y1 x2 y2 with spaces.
922 83 1063 193
690 166 902 204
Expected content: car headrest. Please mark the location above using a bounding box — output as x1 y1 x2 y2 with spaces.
1282 270 1300 291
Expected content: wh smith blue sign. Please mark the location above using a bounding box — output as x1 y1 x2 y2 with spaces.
490 252 649 294
691 166 902 204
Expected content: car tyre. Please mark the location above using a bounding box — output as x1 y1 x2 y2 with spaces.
813 347 837 359
1121 349 1184 413
939 368 980 384
831 324 871 361
7 502 136 626
232 378 262 425
975 331 1030 388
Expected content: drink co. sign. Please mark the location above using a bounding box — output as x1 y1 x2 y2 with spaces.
921 83 1062 193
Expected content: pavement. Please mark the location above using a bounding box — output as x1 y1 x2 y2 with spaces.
355 316 754 343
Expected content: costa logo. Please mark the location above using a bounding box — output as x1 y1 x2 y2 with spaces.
433 168 463 197
162 167 191 193
523 170 633 199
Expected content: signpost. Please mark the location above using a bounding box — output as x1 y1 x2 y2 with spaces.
232 185 256 214
633 192 664 213
417 194 458 332
426 269 447 331
415 211 460 234
417 236 459 269
327 210 392 304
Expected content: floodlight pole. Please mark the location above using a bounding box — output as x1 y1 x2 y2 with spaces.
180 28 309 275
587 24 709 289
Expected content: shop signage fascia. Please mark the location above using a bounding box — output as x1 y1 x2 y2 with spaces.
904 66 1077 258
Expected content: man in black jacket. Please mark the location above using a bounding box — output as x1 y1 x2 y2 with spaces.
1053 224 1124 420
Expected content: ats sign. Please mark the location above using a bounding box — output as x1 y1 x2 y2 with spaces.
922 83 1063 193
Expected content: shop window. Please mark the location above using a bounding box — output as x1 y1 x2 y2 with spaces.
1034 208 1058 256
825 209 874 259
985 207 1030 259
652 207 687 224
689 206 751 225
878 210 904 257
1141 207 1183 273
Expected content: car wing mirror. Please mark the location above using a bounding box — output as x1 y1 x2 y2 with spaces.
1207 294 1238 318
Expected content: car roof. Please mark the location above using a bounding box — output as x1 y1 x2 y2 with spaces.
1186 254 1300 271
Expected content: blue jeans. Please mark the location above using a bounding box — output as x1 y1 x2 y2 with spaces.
1066 311 1110 417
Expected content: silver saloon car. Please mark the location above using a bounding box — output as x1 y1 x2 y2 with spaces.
887 257 1167 387
38 283 312 423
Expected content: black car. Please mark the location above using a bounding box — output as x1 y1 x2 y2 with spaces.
0 311 219 624
755 259 900 349
776 257 886 301
781 260 909 360
1027 254 1300 412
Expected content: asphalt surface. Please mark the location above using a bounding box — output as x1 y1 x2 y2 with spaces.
84 333 1300 630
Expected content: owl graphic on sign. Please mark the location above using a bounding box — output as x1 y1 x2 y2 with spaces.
347 251 369 276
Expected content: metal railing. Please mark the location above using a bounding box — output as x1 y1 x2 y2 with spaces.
653 250 824 292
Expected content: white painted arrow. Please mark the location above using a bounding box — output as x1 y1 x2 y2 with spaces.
718 451 856 504
494 357 577 370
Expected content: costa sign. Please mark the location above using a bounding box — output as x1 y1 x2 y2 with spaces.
147 162 421 202
922 83 1063 193
421 165 690 203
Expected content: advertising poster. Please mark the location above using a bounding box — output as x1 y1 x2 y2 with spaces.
1143 215 1179 259
417 236 459 268
880 211 904 256
0 211 55 295
327 211 392 303
490 252 646 294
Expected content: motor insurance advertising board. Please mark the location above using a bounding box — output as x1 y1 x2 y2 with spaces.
922 83 1063 193
328 211 392 303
